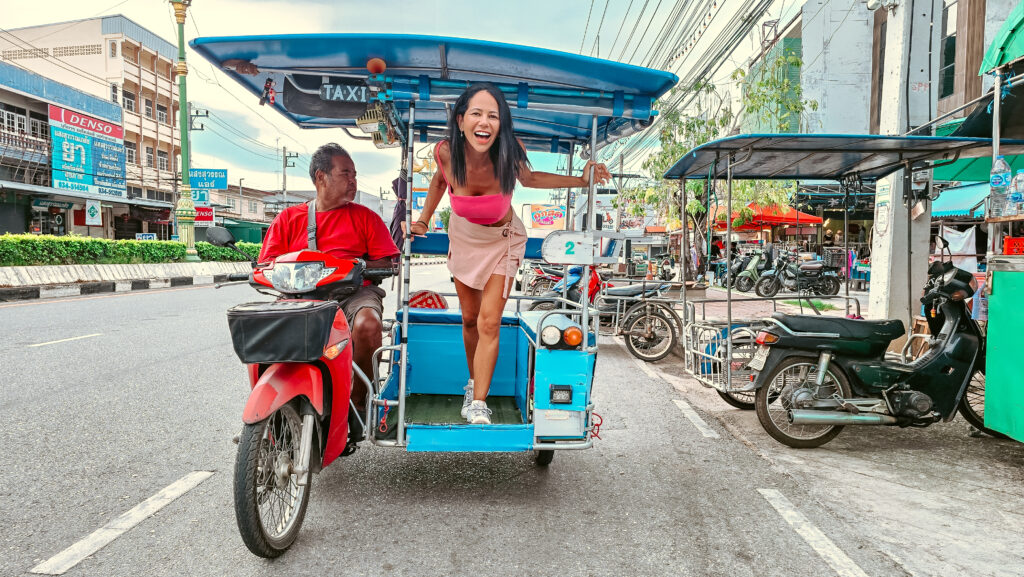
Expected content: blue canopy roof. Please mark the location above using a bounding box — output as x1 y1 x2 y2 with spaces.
933 182 989 218
189 34 678 154
662 134 1024 182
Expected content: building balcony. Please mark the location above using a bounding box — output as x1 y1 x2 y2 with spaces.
0 129 50 165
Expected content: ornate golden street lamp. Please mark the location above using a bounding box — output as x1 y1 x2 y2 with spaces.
171 0 200 261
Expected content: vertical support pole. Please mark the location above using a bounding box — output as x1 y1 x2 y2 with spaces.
580 116 597 335
563 144 575 300
680 179 688 315
397 104 415 446
725 155 733 388
989 70 1003 256
904 162 914 329
843 182 850 316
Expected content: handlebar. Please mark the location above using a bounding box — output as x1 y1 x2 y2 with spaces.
227 272 251 282
364 266 399 280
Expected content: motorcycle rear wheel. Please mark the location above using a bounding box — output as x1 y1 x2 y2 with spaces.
958 369 1010 439
735 276 755 293
755 276 780 298
825 277 841 295
234 404 312 558
717 390 755 410
754 357 852 448
528 299 558 312
623 309 677 362
528 278 556 296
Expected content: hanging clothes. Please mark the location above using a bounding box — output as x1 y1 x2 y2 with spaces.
388 175 408 252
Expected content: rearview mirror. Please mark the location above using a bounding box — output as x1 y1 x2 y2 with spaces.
206 226 236 247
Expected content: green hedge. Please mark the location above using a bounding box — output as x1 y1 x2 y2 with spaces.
0 234 261 266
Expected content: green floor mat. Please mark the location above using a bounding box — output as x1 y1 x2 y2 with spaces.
375 395 524 439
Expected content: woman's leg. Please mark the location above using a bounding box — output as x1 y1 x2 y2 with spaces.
472 273 513 400
454 278 482 380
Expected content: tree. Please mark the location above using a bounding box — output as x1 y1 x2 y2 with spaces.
616 49 818 275
439 207 451 232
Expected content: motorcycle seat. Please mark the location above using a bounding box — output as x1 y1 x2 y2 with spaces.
771 313 905 343
799 262 824 271
604 284 666 297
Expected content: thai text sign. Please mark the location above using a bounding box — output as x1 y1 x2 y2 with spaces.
529 204 566 230
189 169 227 189
49 105 125 197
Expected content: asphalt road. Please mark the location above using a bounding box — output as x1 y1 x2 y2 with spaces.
1 264 1021 576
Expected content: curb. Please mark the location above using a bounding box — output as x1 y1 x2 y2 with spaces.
0 260 448 303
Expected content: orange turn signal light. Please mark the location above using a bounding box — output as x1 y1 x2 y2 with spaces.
563 326 583 347
323 339 349 360
755 331 779 345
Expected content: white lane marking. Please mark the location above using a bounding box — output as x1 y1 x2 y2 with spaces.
27 333 102 348
672 399 720 438
758 488 870 577
30 471 214 575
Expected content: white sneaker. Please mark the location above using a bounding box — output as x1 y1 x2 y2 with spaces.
461 379 474 419
467 400 492 425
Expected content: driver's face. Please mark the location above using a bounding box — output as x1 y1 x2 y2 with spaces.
317 154 357 205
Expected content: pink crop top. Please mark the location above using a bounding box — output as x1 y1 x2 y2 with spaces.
435 141 513 225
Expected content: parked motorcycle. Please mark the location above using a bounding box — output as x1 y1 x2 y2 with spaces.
529 266 680 362
526 264 565 295
747 237 996 448
208 226 395 557
754 251 841 297
734 249 769 293
653 254 677 281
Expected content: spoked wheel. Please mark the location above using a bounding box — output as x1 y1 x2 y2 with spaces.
825 277 841 295
623 309 677 362
528 278 556 296
958 369 1009 439
535 450 554 466
234 404 312 558
754 357 852 448
735 276 755 293
755 276 780 297
528 299 558 312
717 390 756 410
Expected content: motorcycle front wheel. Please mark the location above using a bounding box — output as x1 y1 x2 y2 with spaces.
825 277 841 295
735 276 755 293
234 403 312 558
755 276 780 298
754 357 852 448
623 309 677 362
958 369 1009 439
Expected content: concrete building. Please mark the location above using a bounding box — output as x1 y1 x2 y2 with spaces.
0 15 182 238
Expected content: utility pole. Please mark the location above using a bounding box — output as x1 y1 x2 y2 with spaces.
867 1 937 332
171 0 199 261
282 146 298 207
188 102 208 131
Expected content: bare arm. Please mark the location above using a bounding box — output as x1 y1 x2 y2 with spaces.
410 144 448 236
517 158 612 189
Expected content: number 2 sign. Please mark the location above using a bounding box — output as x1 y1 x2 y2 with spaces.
541 231 597 265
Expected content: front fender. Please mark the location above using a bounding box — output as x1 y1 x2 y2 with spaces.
242 362 324 424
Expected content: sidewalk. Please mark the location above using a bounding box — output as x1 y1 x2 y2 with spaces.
0 257 447 302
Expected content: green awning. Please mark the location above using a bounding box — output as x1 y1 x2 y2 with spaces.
932 182 988 218
980 2 1024 73
933 154 1024 181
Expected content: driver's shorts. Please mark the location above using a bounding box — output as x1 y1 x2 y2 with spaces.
340 284 386 323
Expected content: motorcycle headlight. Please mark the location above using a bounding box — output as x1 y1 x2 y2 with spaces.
269 262 336 293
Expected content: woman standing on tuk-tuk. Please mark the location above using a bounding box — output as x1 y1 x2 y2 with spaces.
412 82 611 424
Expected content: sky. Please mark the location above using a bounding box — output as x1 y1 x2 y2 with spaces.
3 0 798 211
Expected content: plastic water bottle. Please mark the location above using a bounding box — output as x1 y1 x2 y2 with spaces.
989 156 1012 218
1010 169 1024 216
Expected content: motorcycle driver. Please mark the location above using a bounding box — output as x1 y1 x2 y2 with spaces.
259 143 400 421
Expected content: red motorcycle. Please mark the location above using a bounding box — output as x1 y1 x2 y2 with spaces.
209 227 394 558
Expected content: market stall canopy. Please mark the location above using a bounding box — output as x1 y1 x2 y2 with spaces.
662 134 1024 181
980 1 1024 73
714 202 822 229
189 34 678 155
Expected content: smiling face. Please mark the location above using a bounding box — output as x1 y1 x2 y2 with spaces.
458 90 500 154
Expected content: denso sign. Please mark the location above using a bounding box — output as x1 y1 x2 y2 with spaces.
48 104 124 140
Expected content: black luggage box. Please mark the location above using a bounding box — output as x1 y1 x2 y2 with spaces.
227 300 340 364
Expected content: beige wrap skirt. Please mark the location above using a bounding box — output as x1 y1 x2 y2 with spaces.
447 211 527 298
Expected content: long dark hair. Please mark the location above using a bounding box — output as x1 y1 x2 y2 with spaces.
446 82 530 196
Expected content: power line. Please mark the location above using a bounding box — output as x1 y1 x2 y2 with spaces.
605 0 636 59
0 27 110 89
616 0 652 61
578 0 596 54
626 0 665 64
588 0 612 57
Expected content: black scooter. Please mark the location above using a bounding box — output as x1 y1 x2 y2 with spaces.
754 251 841 297
747 238 995 448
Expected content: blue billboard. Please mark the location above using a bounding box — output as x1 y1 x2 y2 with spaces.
49 104 126 197
189 169 227 189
